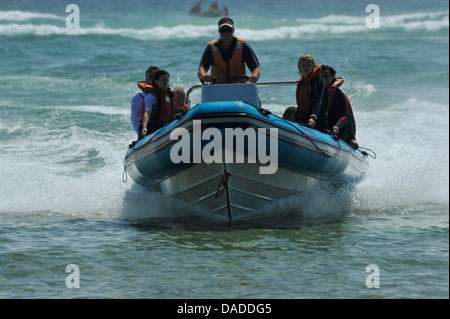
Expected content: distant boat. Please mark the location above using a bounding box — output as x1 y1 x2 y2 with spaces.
124 81 370 222
189 0 229 17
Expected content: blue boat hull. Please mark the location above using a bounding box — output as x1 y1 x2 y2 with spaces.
124 100 368 221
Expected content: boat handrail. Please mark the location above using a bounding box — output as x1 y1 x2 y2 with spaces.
257 81 298 87
186 81 299 108
185 84 204 108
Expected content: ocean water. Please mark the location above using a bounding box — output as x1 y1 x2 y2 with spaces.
0 0 448 300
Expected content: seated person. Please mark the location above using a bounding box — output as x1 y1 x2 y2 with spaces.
171 87 190 119
282 106 297 122
140 70 172 138
130 66 159 137
295 55 328 133
321 65 359 148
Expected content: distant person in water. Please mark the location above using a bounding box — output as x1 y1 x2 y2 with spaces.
130 66 159 137
294 55 328 133
222 4 229 15
197 17 260 84
210 0 219 12
321 65 359 148
189 2 201 15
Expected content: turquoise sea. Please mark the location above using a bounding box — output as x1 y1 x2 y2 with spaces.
0 0 448 300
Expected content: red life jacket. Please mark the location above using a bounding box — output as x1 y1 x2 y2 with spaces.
326 78 354 117
326 78 343 114
208 37 246 84
295 65 322 123
346 95 354 117
137 81 172 123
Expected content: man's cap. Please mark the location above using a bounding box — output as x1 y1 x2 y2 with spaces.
218 17 234 30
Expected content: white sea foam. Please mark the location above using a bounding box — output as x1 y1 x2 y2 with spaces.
0 161 128 219
63 105 130 116
349 81 377 98
237 24 368 41
0 125 131 218
381 11 449 31
1 10 447 39
353 98 449 211
0 10 64 21
0 22 215 39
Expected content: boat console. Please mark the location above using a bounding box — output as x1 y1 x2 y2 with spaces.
201 83 261 108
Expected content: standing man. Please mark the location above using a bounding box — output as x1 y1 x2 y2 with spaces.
197 17 260 84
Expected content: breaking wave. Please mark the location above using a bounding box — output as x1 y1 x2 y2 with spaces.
0 10 64 21
0 10 447 40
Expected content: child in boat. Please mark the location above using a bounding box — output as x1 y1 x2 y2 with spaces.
171 87 190 119
295 55 328 133
282 106 297 122
320 65 359 149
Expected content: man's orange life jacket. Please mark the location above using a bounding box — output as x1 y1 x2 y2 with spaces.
208 37 246 84
295 65 322 123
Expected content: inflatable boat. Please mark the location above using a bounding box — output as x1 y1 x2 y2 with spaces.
123 82 369 221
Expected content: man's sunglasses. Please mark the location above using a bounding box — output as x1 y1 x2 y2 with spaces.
219 27 233 33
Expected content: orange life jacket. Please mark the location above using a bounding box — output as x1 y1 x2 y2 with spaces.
295 65 322 123
137 81 155 113
137 81 172 123
137 81 156 93
208 37 246 84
